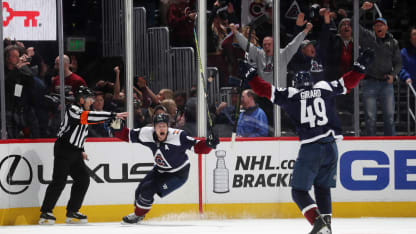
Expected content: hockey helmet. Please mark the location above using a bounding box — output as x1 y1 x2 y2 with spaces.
294 71 313 89
75 86 95 101
153 113 170 126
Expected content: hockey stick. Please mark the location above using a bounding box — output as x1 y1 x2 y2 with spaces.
193 28 215 135
231 14 268 148
373 3 383 18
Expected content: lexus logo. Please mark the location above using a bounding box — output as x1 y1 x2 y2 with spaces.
0 155 33 194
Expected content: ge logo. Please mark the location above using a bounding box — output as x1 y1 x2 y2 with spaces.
0 155 33 194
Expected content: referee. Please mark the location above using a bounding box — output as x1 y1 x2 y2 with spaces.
39 86 127 225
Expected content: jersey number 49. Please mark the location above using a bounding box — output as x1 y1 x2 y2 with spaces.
300 97 328 128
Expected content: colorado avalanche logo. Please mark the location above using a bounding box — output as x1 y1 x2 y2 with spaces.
249 2 265 18
263 63 273 72
154 149 172 169
310 59 323 73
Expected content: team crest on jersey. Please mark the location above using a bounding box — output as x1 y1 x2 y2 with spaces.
310 59 323 73
172 130 180 135
249 2 265 18
263 63 273 72
154 149 172 169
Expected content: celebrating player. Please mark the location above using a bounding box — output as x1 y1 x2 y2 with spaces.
113 113 219 224
39 86 128 225
239 49 375 234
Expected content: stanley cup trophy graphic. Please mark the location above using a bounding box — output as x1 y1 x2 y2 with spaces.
213 150 229 193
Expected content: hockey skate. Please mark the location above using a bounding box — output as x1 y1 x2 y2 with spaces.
38 212 56 225
309 214 331 234
121 212 144 224
65 211 88 224
323 215 332 232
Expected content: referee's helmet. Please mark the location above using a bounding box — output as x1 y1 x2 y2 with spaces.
75 86 95 102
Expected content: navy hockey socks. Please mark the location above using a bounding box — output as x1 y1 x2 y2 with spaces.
292 188 317 225
314 186 332 215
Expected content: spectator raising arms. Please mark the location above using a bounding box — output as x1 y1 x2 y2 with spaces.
358 1 402 136
167 0 196 48
4 45 38 138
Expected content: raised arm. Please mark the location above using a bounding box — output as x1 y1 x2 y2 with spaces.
113 66 121 101
137 76 160 106
280 21 312 65
341 49 375 93
229 23 262 59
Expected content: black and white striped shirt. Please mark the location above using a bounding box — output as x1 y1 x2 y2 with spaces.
57 104 115 149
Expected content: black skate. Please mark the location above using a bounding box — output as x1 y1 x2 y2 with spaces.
323 215 332 232
121 212 144 224
309 214 331 234
38 212 56 225
65 211 88 224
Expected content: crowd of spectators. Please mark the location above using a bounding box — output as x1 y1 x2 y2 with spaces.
2 40 197 138
3 0 416 139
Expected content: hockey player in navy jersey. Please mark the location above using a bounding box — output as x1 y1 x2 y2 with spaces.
113 113 219 224
239 49 375 234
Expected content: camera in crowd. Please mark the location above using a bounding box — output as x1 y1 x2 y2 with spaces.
308 3 321 22
216 0 231 21
44 87 75 110
218 0 230 8
133 99 141 109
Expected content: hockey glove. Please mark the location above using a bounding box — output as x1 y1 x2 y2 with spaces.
239 60 258 82
206 132 220 149
110 118 124 131
353 48 375 73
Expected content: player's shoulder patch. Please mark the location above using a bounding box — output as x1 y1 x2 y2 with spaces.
287 87 301 98
164 128 183 146
170 128 182 135
313 81 333 91
139 126 156 142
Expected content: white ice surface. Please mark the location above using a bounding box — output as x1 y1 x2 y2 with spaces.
1 217 415 234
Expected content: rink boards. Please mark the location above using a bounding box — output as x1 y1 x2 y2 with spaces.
0 137 416 225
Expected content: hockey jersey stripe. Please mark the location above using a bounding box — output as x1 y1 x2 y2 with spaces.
157 160 190 173
74 125 85 147
69 125 80 145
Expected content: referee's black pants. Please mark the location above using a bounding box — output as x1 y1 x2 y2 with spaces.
40 140 90 213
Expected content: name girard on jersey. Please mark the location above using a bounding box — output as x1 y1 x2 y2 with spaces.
300 89 321 99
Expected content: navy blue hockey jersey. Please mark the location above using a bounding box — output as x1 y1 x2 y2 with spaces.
129 127 197 173
272 79 346 144
248 69 366 144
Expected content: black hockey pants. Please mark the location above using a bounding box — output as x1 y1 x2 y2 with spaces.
40 140 90 213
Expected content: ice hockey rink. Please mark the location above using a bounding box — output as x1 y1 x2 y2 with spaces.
1 217 415 234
